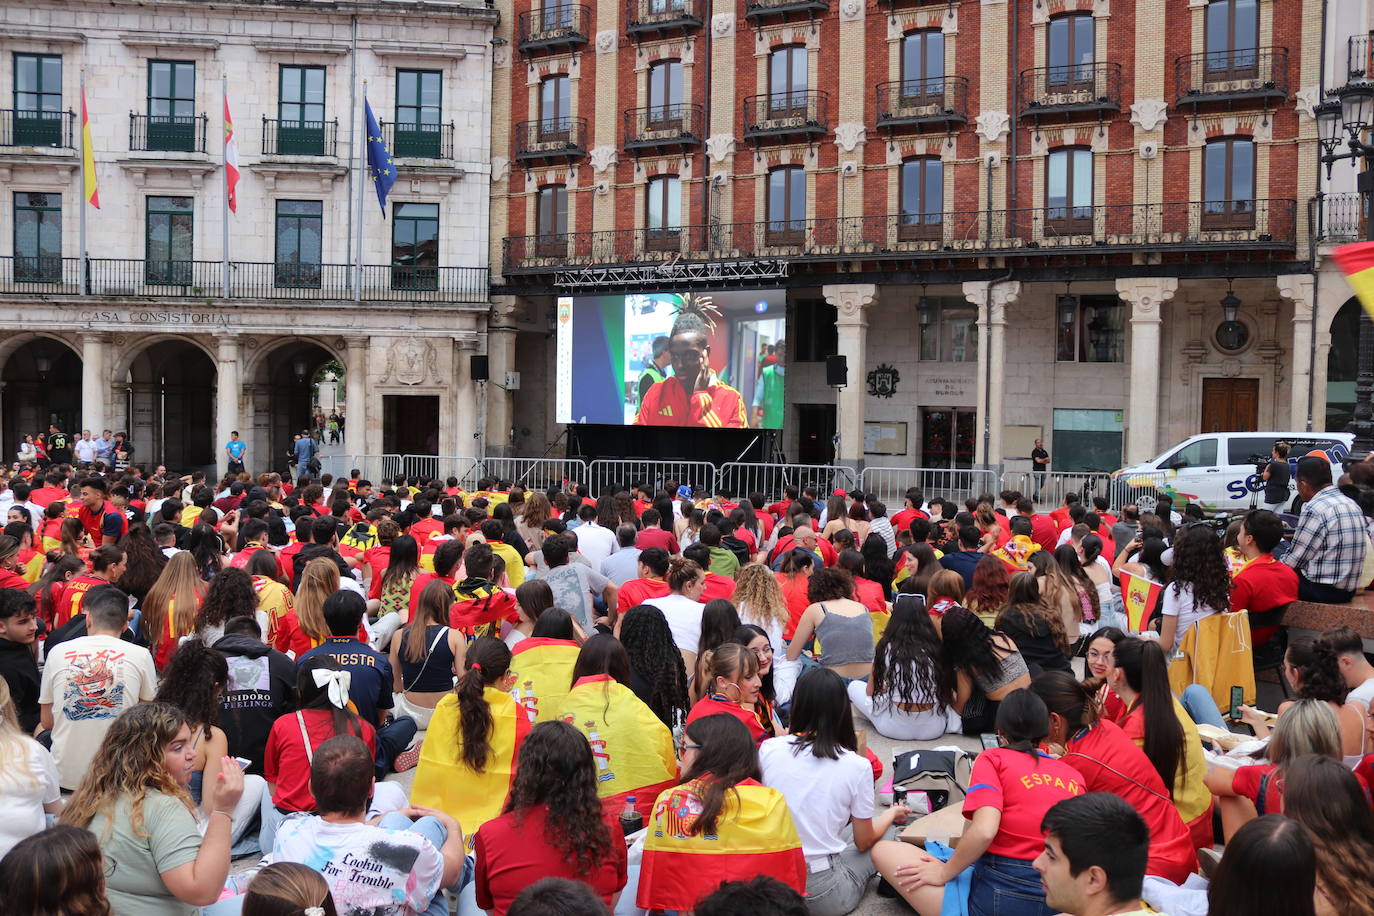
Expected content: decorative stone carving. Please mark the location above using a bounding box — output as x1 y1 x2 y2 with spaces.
963 281 1021 323
834 122 866 153
588 146 618 174
706 134 736 164
1115 277 1179 316
493 45 511 68
974 110 1010 144
1295 85 1321 121
1277 274 1315 318
378 338 438 386
1129 98 1169 132
595 30 618 53
824 284 878 324
711 12 735 37
839 0 863 21
491 156 510 183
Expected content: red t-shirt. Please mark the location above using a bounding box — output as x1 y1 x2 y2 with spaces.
364 544 392 583
30 486 69 509
1231 764 1282 814
635 528 680 556
0 568 28 590
474 804 628 916
754 510 775 540
1028 514 1060 554
890 507 928 536
994 513 1012 534
700 572 736 604
77 500 127 544
1230 555 1299 614
687 694 767 743
1100 512 1120 527
264 710 377 811
778 573 812 641
278 541 305 581
411 517 443 543
1051 507 1073 530
618 577 670 610
54 573 111 629
963 748 1085 860
852 576 887 618
410 572 457 618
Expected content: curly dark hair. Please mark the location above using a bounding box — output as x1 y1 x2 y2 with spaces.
998 572 1070 656
1169 524 1231 615
502 720 614 877
154 640 228 738
872 595 950 712
940 605 1002 684
1288 637 1350 704
194 566 258 630
619 604 689 729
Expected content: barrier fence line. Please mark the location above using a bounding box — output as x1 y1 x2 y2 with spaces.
717 462 860 503
862 467 1000 510
585 459 718 498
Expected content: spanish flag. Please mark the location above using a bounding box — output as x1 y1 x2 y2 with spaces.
508 637 581 723
1119 570 1164 633
1334 242 1374 318
80 80 98 208
556 674 678 820
410 686 531 847
637 778 806 912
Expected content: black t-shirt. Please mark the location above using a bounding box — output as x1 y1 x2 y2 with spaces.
48 431 70 452
211 634 298 774
1264 459 1291 504
1031 447 1050 468
0 637 41 733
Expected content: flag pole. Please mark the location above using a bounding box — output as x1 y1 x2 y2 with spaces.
221 73 230 299
356 80 367 304
79 67 88 296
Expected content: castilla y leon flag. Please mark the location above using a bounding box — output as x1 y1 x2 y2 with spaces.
507 637 581 723
80 84 98 208
223 94 239 212
1119 570 1165 633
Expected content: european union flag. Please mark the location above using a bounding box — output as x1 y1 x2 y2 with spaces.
364 98 396 215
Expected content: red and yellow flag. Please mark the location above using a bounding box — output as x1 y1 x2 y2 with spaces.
223 93 239 212
556 674 678 820
638 778 806 912
410 686 531 848
1334 242 1374 318
508 637 581 723
1119 570 1164 633
80 83 99 208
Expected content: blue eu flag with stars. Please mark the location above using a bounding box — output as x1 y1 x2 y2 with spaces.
364 98 396 215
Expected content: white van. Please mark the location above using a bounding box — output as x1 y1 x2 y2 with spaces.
1111 431 1354 513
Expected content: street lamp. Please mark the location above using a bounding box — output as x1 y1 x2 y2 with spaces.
1219 279 1241 323
916 285 933 327
1318 82 1374 456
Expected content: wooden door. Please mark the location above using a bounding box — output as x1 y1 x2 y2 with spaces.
1200 378 1260 433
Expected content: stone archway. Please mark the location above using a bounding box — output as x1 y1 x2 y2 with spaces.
122 338 219 473
1327 297 1360 432
0 333 82 460
244 339 342 475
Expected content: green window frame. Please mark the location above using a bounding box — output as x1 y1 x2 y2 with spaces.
13 192 62 282
391 201 439 290
145 195 193 285
274 200 323 288
394 70 442 158
147 60 196 151
277 66 326 155
13 54 63 147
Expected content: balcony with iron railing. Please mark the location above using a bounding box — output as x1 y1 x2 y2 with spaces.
1019 62 1121 121
378 121 456 160
1175 46 1288 108
624 104 705 152
1316 193 1367 241
129 113 209 153
261 117 339 157
0 109 75 149
503 199 1298 272
875 76 969 132
518 4 592 53
0 257 488 302
625 0 701 37
743 90 830 142
1350 33 1373 80
743 0 827 21
514 117 588 162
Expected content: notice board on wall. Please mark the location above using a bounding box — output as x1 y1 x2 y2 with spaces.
1003 425 1042 460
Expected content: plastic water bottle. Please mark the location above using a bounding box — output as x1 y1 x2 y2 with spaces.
619 795 643 837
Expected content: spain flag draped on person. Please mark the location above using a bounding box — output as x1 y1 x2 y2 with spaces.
1334 242 1374 317
557 674 678 819
637 778 806 911
508 637 581 722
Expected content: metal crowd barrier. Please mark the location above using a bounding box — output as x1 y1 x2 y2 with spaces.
717 462 859 501
585 459 717 497
314 453 403 484
469 457 589 491
861 467 1000 509
1000 469 1160 512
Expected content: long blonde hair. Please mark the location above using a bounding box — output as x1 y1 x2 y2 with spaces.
0 679 38 792
61 702 193 839
141 551 205 647
296 558 341 644
732 562 789 628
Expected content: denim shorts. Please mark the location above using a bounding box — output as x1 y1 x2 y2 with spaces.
969 853 1053 916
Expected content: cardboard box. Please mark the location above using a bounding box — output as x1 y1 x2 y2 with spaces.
898 801 965 848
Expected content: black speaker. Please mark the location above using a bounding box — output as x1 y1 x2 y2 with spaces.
470 354 489 381
825 354 847 387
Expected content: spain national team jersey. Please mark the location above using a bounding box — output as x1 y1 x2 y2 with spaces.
635 374 746 428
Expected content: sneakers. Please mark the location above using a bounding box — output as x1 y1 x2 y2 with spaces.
393 740 423 772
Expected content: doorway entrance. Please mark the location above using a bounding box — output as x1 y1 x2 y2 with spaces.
921 408 975 468
126 340 216 473
794 403 835 465
2 338 81 457
383 395 441 456
1201 378 1259 432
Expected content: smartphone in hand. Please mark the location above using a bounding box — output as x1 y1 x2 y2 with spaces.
1229 685 1244 720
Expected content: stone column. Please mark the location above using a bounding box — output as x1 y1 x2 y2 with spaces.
215 336 241 478
822 284 877 470
344 337 369 455
1278 275 1316 431
486 297 523 457
450 337 480 461
963 280 1021 467
80 332 109 436
1116 278 1179 464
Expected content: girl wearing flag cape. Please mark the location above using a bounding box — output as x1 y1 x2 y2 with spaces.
556 635 677 820
507 609 583 723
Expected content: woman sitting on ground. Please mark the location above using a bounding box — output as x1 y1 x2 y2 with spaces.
241 862 338 916
141 551 207 670
940 604 1031 735
1282 754 1374 915
192 566 268 647
0 825 111 916
735 624 783 736
692 599 743 704
0 678 61 860
505 579 555 649
387 578 465 730
617 603 690 733
963 556 1010 629
850 595 952 741
1237 636 1367 762
365 533 418 647
1205 815 1318 916
1037 545 1100 652
733 562 799 706
995 572 1072 676
786 568 875 681
687 642 769 743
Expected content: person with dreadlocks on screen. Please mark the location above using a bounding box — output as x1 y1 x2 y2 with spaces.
635 294 748 429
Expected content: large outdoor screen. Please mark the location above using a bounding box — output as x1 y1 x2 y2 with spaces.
555 290 787 429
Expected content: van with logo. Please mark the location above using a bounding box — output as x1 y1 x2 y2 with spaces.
1111 431 1353 513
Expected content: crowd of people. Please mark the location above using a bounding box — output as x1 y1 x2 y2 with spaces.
0 453 1373 915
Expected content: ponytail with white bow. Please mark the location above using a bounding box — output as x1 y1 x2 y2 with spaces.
297 657 362 738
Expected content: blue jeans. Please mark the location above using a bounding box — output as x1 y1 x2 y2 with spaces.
376 715 419 778
377 812 474 916
969 853 1053 916
1180 684 1230 730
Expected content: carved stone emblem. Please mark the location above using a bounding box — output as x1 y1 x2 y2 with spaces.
866 363 899 398
379 338 437 386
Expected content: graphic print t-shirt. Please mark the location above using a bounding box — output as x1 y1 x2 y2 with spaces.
272 816 444 915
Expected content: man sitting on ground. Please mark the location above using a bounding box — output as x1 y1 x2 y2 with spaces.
1033 793 1153 916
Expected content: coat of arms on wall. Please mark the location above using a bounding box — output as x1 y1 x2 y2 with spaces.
866 363 899 398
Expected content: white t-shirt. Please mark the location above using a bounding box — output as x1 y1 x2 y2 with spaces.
1347 675 1374 712
273 816 444 915
645 594 706 655
39 635 157 789
574 523 617 569
0 739 61 859
73 439 98 464
1160 582 1223 652
760 734 875 859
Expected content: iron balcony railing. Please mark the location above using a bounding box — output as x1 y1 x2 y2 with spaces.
0 258 488 303
1349 32 1373 80
514 117 588 161
0 108 75 148
518 4 592 51
624 103 705 150
1175 46 1288 105
380 121 456 160
743 0 828 20
261 117 339 157
1019 62 1121 117
625 0 702 34
129 113 209 153
1316 193 1367 241
875 76 969 130
503 199 1298 271
742 90 830 140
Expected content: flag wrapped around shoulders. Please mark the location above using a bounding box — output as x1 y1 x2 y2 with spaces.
1334 242 1374 318
410 686 531 847
1118 570 1164 633
450 579 520 637
637 777 806 912
508 637 581 722
556 674 677 820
